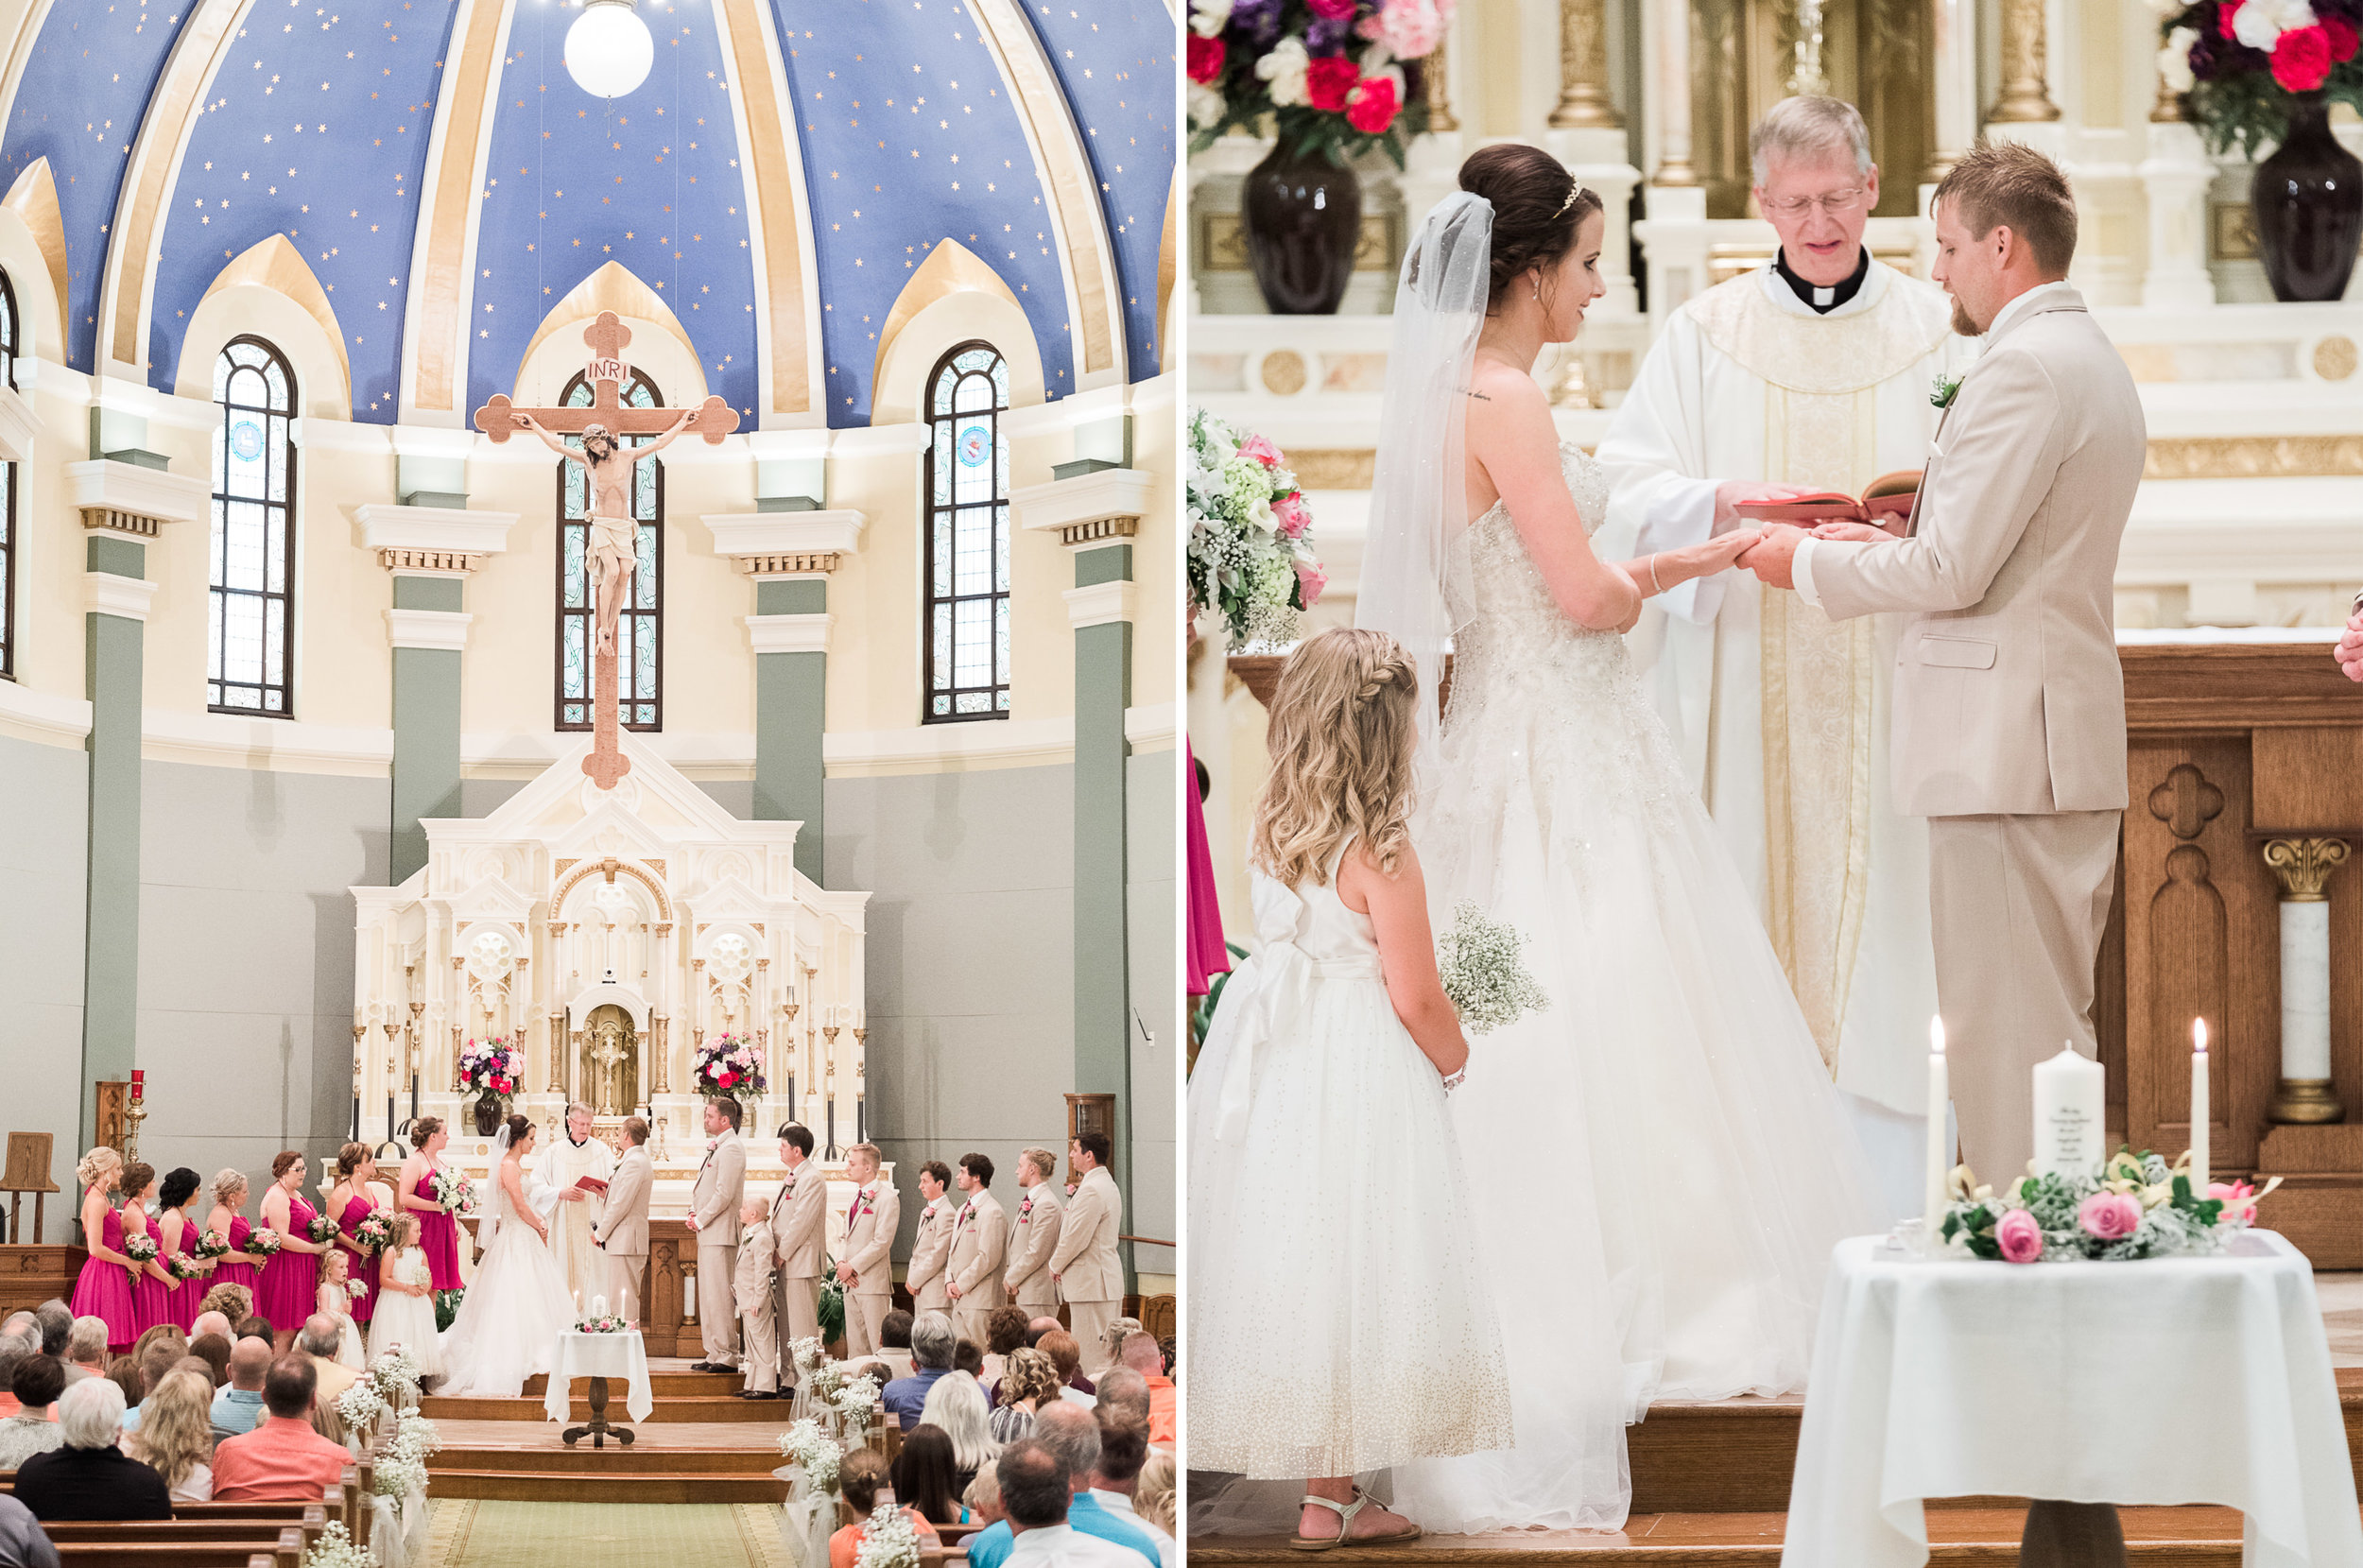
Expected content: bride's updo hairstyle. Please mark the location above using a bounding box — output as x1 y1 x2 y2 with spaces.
504 1114 534 1148
1457 143 1603 312
1250 627 1421 890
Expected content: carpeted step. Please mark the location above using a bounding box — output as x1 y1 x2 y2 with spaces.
427 1471 791 1505
517 1370 746 1399
421 1394 785 1422
429 1444 785 1475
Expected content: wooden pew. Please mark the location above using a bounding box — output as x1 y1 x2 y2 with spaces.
52 1525 302 1568
170 1505 327 1527
45 1521 320 1552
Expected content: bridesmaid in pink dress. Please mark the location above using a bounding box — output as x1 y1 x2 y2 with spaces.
66 1147 137 1355
120 1163 176 1343
326 1144 381 1329
397 1117 462 1294
205 1168 261 1311
154 1168 210 1330
257 1150 328 1353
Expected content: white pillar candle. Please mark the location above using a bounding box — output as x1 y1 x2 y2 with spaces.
2032 1044 2106 1180
2191 1017 2210 1195
1924 1017 1950 1244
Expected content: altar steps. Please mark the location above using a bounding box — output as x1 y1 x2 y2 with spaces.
424 1438 790 1504
1186 1506 2251 1565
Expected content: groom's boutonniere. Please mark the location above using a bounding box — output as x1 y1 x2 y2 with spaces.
1931 371 1962 409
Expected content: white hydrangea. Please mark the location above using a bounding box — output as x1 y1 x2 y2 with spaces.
1255 36 1311 109
1189 80 1227 129
2233 0 2318 51
1188 0 1233 38
2160 29 2198 95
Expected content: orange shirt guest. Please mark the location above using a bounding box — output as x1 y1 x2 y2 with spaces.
210 1356 352 1502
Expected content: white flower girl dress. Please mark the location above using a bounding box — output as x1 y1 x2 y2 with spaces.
369 1245 445 1379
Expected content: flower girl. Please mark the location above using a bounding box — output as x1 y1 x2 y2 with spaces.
1186 627 1513 1548
369 1215 445 1382
316 1249 368 1370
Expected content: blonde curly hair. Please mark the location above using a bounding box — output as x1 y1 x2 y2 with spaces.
1250 627 1420 889
76 1146 123 1193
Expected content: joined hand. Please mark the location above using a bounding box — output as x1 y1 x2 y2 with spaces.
2338 609 2363 682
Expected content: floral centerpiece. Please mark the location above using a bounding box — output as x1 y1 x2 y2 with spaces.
352 1208 399 1253
778 1418 844 1494
306 1214 342 1247
1938 1147 2279 1264
192 1228 232 1263
241 1228 283 1257
429 1168 477 1217
577 1294 631 1334
1186 0 1446 164
301 1520 375 1568
1435 902 1551 1036
1188 409 1323 649
693 1031 768 1104
457 1036 525 1133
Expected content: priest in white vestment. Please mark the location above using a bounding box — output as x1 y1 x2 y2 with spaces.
1596 98 1973 1211
540 1102 616 1302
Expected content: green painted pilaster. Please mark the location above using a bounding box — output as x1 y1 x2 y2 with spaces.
754 577 828 886
389 575 464 884
80 534 146 1152
1071 541 1134 1289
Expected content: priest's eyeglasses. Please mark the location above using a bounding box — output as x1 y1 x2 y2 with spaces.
1762 188 1868 218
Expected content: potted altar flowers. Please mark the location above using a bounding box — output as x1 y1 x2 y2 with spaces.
457 1037 525 1136
1187 0 1451 311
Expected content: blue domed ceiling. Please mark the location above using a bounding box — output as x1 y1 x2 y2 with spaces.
0 0 1175 428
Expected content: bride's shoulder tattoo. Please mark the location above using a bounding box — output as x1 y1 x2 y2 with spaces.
1459 387 1492 402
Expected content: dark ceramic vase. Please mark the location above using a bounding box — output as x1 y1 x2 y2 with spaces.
1242 145 1363 314
474 1094 503 1137
2251 97 2363 302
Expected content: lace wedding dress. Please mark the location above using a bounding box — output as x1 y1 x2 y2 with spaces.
1387 442 1889 1533
438 1162 574 1398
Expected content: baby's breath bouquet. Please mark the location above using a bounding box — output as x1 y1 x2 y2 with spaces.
369 1345 423 1405
778 1418 844 1493
1435 901 1550 1035
334 1377 389 1433
829 1370 883 1428
302 1520 375 1568
854 1492 924 1568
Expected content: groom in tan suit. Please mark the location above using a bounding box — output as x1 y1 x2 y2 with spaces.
592 1116 654 1325
1742 140 2144 1184
686 1097 748 1371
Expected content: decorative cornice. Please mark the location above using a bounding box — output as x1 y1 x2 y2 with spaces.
2264 836 2351 902
1012 468 1157 548
376 549 487 576
386 608 475 653
68 458 206 537
707 509 866 576
0 384 38 463
2146 435 2363 480
745 612 835 656
734 552 846 577
83 572 158 623
354 504 519 571
1062 579 1136 630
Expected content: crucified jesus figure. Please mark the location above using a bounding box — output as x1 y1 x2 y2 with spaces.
513 409 697 655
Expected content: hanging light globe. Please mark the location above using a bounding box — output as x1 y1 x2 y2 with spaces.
564 0 654 99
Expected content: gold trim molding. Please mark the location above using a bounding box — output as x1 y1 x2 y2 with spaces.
552 856 674 922
717 0 812 416
80 508 164 538
2145 435 2363 480
377 548 486 575
202 234 352 407
1046 516 1139 549
2263 836 2350 903
871 239 1026 411
3 157 67 343
734 551 845 575
412 0 509 411
515 262 702 399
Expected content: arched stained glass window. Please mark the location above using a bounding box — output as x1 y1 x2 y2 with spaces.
556 369 664 731
923 343 1010 722
0 269 15 681
209 336 296 716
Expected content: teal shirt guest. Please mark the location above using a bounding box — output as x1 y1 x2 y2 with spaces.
965 1490 1160 1568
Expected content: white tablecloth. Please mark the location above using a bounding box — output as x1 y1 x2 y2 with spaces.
542 1330 654 1423
1782 1231 2363 1568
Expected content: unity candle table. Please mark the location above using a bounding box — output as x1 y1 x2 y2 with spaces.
1781 1232 2363 1568
544 1329 654 1446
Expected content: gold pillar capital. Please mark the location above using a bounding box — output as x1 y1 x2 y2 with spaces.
1547 0 1621 130
2263 836 2350 902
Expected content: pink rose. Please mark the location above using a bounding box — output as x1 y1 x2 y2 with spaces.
1357 0 1447 60
1306 0 1357 17
2077 1192 2142 1241
1238 433 1284 469
1294 558 1328 608
2208 1180 2261 1222
1305 56 1361 112
1346 74 1401 135
1272 491 1310 538
1995 1208 2044 1265
2273 25 2333 92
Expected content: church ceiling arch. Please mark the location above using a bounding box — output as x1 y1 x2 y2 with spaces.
1 157 68 355
194 232 353 408
515 259 702 403
405 0 513 420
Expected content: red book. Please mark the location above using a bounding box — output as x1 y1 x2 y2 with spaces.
574 1177 610 1195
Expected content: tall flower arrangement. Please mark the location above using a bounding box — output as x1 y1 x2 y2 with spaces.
1187 0 1450 165
456 1038 524 1106
2157 0 2363 153
1188 408 1324 649
693 1031 767 1104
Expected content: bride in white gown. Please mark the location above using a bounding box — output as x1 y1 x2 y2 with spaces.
439 1114 576 1398
1360 147 1890 1533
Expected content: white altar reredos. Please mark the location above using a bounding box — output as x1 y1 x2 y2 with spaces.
350 732 870 1194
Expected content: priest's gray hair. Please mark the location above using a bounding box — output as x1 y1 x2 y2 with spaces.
567 1101 595 1121
1751 95 1872 184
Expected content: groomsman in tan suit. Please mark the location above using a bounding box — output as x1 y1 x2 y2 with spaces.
1003 1146 1064 1319
771 1125 830 1387
1742 141 2144 1184
943 1152 1008 1348
592 1116 654 1325
1050 1132 1124 1380
732 1197 782 1398
836 1143 900 1358
686 1098 748 1371
905 1161 957 1317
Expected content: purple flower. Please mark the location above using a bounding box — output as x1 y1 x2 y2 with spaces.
1228 0 1282 45
1305 13 1355 54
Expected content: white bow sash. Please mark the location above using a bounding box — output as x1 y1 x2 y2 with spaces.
1212 877 1384 1144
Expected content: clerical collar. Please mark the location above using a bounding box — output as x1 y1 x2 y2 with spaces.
1774 247 1870 314
568 1135 590 1148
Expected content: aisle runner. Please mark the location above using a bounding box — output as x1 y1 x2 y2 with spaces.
425 1501 794 1568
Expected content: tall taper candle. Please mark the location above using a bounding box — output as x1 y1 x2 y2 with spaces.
2033 1044 2106 1178
2192 1017 2210 1193
1925 1016 1950 1243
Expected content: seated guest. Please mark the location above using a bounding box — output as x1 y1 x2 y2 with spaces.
210 1356 350 1502
10 1378 171 1523
28 1305 69 1368
210 1335 272 1439
0 1334 31 1419
955 1337 986 1379
918 1370 997 1493
992 1347 1061 1445
124 1370 216 1503
978 1437 1145 1568
0 1356 67 1470
1037 1332 1095 1407
0 1492 59 1568
963 1407 1158 1568
827 1448 940 1568
102 1358 143 1415
127 1325 184 1369
1113 1335 1175 1447
300 1316 361 1404
1024 1316 1061 1351
1131 1452 1175 1542
195 1288 249 1331
894 1423 968 1526
1092 1370 1148 1436
963 1459 1004 1527
64 1321 108 1384
883 1312 956 1432
875 1311 916 1380
1087 1417 1174 1568
233 1317 274 1345
189 1309 235 1343
981 1305 1029 1387
120 1340 186 1434
187 1334 233 1389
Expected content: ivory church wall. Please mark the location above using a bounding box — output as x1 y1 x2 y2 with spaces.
0 732 88 1241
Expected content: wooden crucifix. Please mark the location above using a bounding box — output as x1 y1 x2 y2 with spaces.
474 312 739 790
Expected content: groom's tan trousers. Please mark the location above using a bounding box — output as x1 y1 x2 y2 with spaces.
1928 811 2122 1184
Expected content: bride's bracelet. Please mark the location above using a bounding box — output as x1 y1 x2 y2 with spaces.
1441 1067 1467 1093
1647 554 1666 595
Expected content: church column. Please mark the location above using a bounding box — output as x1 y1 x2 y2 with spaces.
1637 0 1707 324
1989 0 2062 126
1926 0 1979 192
705 507 869 887
1545 0 1640 318
2139 52 2216 311
356 505 515 884
1015 417 1154 1279
1396 13 1466 248
67 428 206 1150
